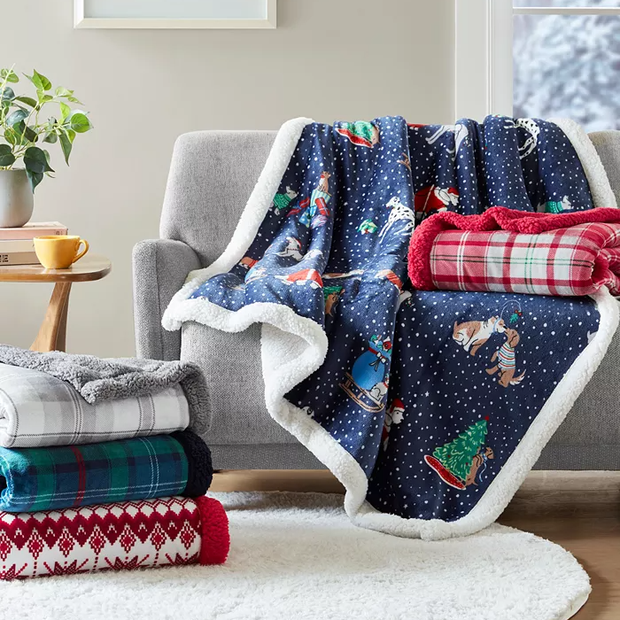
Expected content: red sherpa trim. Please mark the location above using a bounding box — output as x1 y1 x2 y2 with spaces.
408 206 620 290
195 496 230 565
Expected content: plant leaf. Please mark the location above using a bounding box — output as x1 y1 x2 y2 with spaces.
69 111 91 133
4 129 17 146
0 86 15 102
0 69 18 84
15 95 37 107
55 86 73 97
24 146 54 174
0 144 15 167
25 126 38 143
59 130 73 164
5 109 28 126
26 169 43 192
30 69 52 91
59 102 71 121
43 131 58 144
14 121 38 143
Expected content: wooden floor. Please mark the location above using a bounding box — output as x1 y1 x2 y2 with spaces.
212 470 620 619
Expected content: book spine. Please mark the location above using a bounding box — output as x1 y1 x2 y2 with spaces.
0 227 67 240
0 239 36 253
0 252 40 265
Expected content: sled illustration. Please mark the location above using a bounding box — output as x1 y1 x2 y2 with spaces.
339 372 385 413
424 455 466 490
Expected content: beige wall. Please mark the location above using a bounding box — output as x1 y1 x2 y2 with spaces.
0 0 455 357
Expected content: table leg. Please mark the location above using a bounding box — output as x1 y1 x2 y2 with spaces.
30 282 72 353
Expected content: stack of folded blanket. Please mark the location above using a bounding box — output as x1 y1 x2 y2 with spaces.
0 347 229 580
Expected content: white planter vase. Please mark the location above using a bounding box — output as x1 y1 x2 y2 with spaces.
0 169 34 227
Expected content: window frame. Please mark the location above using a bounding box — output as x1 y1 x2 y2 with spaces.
454 0 620 120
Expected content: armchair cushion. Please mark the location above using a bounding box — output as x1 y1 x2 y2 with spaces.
160 131 277 267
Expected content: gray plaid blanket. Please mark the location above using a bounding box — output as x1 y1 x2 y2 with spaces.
0 346 210 447
0 364 189 448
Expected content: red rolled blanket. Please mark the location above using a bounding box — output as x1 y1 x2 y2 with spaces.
0 495 229 580
408 206 620 296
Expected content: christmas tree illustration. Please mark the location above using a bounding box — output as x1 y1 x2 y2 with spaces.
424 418 492 490
334 121 380 148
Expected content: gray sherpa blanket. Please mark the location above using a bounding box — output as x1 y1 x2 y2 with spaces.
0 346 210 436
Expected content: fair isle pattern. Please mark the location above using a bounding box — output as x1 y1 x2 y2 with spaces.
430 222 620 296
0 496 228 580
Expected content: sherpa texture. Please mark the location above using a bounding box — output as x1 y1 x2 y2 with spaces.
551 118 618 209
0 346 210 435
408 205 620 293
162 117 619 541
195 495 230 565
0 492 590 619
0 430 212 512
0 363 190 449
163 117 315 326
171 430 214 497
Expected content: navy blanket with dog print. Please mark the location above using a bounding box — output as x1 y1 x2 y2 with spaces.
164 116 618 539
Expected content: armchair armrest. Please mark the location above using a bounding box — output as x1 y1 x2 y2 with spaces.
132 239 201 360
589 130 620 208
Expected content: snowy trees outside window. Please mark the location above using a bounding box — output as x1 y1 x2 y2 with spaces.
513 0 620 131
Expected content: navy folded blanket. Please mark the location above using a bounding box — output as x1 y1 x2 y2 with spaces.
0 430 212 512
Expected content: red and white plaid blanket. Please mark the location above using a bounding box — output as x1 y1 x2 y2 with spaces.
408 206 620 296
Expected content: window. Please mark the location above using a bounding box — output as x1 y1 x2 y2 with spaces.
455 0 620 130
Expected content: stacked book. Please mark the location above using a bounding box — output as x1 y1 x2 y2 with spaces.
0 222 67 265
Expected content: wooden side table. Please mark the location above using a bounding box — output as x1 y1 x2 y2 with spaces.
0 254 111 352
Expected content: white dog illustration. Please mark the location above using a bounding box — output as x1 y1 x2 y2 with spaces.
277 236 304 261
453 316 506 356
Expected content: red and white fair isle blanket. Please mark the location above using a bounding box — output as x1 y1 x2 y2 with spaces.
408 206 620 296
0 496 229 580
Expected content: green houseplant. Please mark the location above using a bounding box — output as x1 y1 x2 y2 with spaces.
0 67 92 227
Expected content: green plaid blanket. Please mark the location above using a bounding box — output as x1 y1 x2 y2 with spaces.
0 431 210 512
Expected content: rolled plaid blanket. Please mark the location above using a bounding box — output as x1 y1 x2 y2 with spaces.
0 363 191 449
0 495 229 580
0 431 212 512
0 346 211 436
408 206 620 296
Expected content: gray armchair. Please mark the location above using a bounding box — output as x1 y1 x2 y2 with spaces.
133 129 620 471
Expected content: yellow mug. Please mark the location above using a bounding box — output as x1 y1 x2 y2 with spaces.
34 235 89 269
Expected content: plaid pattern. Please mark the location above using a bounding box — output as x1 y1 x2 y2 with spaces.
0 364 190 448
0 435 189 512
429 222 620 296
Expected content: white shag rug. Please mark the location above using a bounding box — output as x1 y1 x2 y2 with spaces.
3 492 589 620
